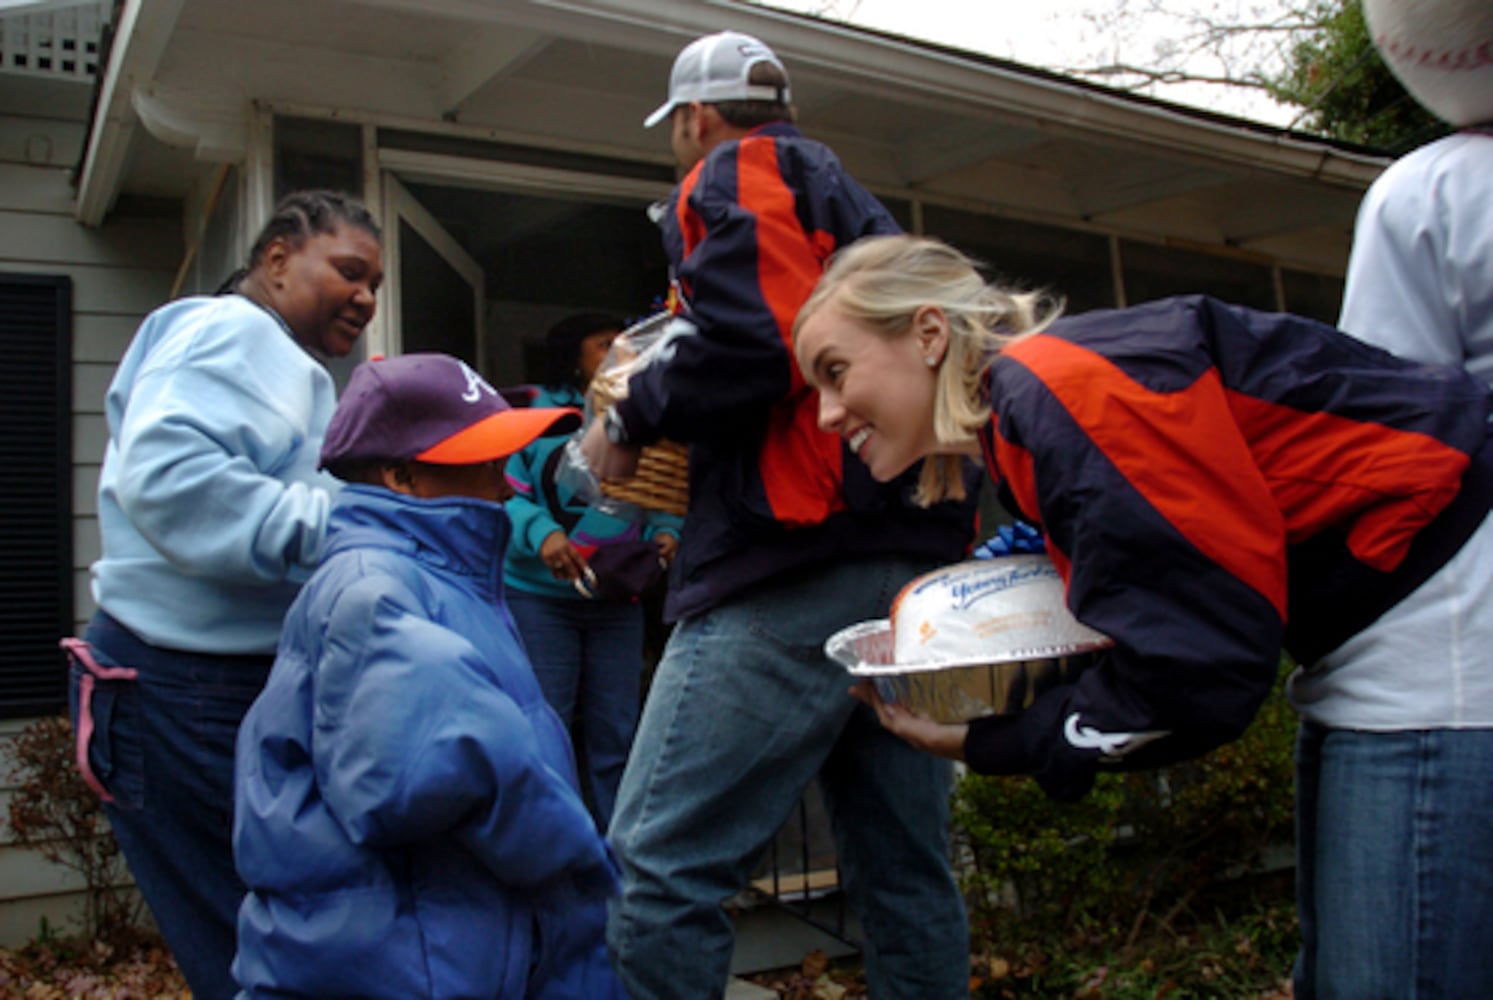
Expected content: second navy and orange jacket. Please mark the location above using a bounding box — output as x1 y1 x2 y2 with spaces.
613 122 979 620
969 295 1493 800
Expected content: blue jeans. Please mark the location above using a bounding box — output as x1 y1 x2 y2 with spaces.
508 589 644 828
1294 722 1493 999
67 612 270 1000
607 556 970 999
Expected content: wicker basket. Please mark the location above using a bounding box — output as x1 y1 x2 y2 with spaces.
589 369 690 517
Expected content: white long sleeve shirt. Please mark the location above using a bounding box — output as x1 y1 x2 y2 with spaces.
1291 131 1493 729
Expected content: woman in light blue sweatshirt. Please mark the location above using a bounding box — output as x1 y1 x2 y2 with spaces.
63 190 383 1000
504 313 681 829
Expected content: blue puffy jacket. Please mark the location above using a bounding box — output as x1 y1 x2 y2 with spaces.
232 485 624 999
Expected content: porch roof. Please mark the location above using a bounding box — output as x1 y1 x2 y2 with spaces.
75 0 1390 273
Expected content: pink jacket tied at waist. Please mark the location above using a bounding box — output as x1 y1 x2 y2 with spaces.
59 638 138 802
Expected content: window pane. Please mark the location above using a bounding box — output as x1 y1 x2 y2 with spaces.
1281 270 1345 325
399 219 477 361
879 195 914 232
404 182 669 388
922 206 1115 313
1120 240 1276 310
274 117 362 200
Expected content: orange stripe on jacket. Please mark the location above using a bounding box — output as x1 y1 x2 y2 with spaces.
734 135 844 526
1226 391 1467 571
673 171 704 308
986 425 1075 583
1001 335 1288 617
737 136 825 390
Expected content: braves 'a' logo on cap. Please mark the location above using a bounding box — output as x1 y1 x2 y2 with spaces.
459 360 498 404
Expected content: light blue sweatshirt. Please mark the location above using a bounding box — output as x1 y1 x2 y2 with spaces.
92 294 339 654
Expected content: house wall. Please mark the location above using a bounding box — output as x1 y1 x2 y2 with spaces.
0 77 180 947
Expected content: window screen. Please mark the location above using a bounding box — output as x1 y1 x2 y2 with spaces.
1119 239 1277 310
922 206 1116 314
0 274 72 717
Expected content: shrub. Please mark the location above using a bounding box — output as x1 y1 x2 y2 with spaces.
5 714 142 946
954 662 1299 995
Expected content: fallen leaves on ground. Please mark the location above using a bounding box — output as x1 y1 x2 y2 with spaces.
0 933 1295 999
745 948 864 999
748 949 1296 999
0 932 188 999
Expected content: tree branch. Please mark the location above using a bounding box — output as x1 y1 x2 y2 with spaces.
1066 62 1276 92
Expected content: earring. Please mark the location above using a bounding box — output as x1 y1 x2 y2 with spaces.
925 356 939 367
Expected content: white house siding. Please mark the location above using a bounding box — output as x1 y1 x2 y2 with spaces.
0 92 180 945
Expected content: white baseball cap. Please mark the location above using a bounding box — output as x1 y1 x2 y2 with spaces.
643 31 792 128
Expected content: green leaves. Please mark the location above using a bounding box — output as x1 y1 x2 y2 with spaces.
1266 0 1449 152
953 660 1300 997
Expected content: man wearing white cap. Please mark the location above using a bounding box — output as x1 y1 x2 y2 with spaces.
583 28 976 1000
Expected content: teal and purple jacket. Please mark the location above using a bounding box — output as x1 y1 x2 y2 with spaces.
503 384 682 601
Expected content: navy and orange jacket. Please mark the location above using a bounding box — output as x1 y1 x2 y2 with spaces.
970 295 1493 800
613 122 979 620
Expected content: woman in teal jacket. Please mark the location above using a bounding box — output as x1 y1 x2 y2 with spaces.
504 313 682 828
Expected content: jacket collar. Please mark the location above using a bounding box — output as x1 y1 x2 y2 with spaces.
324 484 510 593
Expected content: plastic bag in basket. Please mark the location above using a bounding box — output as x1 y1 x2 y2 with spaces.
577 311 692 517
583 312 677 423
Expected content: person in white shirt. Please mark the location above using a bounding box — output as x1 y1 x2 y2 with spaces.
1289 2 1493 995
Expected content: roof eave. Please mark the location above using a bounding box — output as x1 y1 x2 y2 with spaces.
74 0 186 225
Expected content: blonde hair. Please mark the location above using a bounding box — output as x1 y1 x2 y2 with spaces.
795 234 1059 505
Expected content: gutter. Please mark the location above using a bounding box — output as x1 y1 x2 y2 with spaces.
762 8 1391 189
569 0 1391 188
73 0 185 225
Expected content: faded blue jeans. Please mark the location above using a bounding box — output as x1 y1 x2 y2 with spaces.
1294 721 1493 999
67 611 270 1000
508 589 645 829
606 556 970 999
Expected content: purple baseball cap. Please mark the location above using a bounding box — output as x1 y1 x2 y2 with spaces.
320 353 581 469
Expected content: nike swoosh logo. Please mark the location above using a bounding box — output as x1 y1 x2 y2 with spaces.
1063 713 1169 760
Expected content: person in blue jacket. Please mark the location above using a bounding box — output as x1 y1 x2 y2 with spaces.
63 190 382 1000
794 233 1493 999
504 312 681 829
232 352 625 1000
